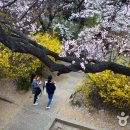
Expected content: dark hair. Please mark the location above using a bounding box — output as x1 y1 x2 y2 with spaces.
48 75 52 83
31 73 36 83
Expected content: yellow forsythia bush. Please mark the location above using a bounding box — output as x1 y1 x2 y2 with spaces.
0 43 41 78
30 32 61 63
79 70 130 110
30 32 61 54
0 32 61 79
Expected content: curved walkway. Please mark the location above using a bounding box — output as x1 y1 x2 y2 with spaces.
2 72 130 130
3 72 95 130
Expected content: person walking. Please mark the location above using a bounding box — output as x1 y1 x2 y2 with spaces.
43 75 56 109
31 73 42 105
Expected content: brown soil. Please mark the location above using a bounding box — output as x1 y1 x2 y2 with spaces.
0 79 30 130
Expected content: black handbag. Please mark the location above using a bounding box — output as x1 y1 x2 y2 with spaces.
35 87 42 94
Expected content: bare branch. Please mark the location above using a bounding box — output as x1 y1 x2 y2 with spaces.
0 0 17 8
18 0 39 20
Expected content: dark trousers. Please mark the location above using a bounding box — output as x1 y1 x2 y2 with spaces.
33 88 41 104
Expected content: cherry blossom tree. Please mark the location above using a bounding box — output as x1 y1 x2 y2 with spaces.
0 0 130 76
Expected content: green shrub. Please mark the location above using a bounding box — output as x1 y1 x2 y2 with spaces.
84 14 101 27
17 78 31 91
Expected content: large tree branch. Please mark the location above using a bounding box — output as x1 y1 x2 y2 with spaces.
0 25 130 76
55 62 130 76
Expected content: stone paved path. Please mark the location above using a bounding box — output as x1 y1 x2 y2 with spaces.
2 72 130 130
3 72 95 130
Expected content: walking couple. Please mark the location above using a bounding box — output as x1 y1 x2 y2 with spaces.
31 73 56 110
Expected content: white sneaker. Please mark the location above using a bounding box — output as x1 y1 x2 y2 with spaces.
36 96 40 102
33 102 38 106
46 106 50 109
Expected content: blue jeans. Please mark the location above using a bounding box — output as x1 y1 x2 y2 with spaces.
47 94 53 107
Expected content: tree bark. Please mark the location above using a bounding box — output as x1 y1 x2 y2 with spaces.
0 25 130 76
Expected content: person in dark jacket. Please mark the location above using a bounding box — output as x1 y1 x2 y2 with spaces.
43 75 56 109
31 73 41 105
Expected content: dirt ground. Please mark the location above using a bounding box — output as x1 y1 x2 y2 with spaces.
0 79 30 130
